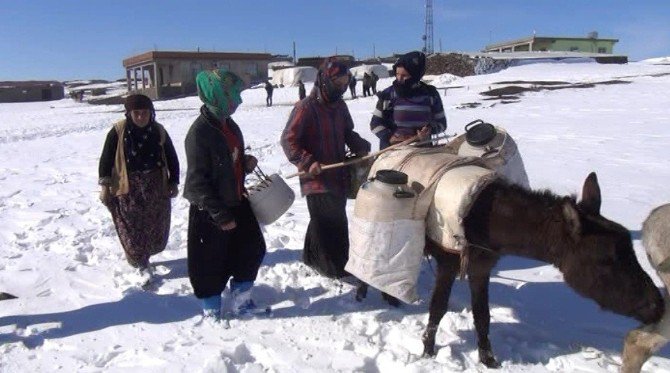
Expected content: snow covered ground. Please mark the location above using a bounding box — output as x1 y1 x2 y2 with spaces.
1 60 670 372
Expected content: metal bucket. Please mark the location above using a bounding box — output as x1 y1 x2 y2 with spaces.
247 168 295 225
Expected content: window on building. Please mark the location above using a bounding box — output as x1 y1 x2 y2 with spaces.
245 62 257 76
598 47 606 53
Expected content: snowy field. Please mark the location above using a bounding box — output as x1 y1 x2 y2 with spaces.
1 60 670 372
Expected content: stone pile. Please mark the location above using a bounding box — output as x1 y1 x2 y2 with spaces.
425 53 476 77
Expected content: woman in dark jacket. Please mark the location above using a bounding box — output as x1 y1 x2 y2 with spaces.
281 57 370 279
183 69 266 320
98 94 179 284
369 51 447 150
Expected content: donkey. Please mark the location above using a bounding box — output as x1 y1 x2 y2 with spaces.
422 172 664 368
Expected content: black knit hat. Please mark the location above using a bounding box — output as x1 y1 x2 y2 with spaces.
393 51 426 81
124 94 154 112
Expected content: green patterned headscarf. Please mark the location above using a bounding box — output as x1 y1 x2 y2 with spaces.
196 69 244 119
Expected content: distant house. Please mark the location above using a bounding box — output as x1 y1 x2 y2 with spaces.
122 51 273 100
0 81 64 103
484 32 618 54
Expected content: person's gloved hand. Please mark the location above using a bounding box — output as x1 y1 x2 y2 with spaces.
219 220 237 231
167 183 179 198
99 186 112 207
307 161 322 176
389 133 414 145
244 155 258 173
417 125 431 141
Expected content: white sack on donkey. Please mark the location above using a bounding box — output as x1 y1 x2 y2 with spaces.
347 169 426 304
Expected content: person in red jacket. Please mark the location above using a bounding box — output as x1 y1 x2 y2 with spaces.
281 57 371 279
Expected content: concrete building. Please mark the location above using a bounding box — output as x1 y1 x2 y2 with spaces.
122 51 273 100
484 32 618 54
0 81 65 103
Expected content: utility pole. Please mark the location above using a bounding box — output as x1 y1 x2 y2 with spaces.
292 41 296 64
373 43 376 59
423 0 434 54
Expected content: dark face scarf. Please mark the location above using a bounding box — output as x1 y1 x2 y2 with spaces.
392 79 421 97
318 74 349 103
317 58 350 103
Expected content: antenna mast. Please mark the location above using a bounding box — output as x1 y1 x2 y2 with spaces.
423 0 434 54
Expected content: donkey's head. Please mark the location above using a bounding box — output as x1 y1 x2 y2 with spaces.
559 172 664 324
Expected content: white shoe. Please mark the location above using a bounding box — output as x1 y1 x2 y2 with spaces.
138 266 154 287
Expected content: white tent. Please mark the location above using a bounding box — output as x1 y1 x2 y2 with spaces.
267 61 295 80
350 64 390 80
271 66 318 87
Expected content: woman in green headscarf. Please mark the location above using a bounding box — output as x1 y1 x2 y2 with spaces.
183 69 267 321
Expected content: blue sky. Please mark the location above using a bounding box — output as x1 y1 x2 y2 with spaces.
1 0 668 81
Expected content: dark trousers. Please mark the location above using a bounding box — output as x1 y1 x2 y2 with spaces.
304 193 349 278
363 85 371 97
187 199 266 298
266 94 273 106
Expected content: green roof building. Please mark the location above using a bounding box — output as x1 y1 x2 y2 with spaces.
484 32 618 54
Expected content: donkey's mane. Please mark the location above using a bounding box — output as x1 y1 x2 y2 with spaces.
496 179 576 208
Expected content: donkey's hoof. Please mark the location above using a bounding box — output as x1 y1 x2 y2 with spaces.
479 347 501 368
381 292 401 307
355 284 367 302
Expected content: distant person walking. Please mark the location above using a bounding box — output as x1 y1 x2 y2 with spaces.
265 80 274 107
369 51 447 150
298 80 306 100
98 94 180 284
184 69 267 321
370 71 379 94
362 73 372 97
349 75 357 99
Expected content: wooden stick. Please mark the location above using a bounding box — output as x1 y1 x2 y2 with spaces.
285 135 420 179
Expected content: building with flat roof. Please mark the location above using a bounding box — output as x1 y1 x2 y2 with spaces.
122 51 273 99
484 32 618 54
0 81 64 103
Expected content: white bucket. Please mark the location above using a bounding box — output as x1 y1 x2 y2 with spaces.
248 173 295 225
456 126 530 189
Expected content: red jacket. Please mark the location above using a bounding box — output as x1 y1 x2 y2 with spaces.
281 89 370 196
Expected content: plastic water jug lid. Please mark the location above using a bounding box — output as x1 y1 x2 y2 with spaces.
375 169 408 185
464 119 496 146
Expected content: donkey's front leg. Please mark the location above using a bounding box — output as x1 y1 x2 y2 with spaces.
469 273 501 368
422 253 459 357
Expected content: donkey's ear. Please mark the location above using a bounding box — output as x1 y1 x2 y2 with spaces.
578 172 601 215
562 199 581 240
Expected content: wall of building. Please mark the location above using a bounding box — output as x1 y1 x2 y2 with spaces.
549 39 615 53
127 57 270 99
0 84 65 103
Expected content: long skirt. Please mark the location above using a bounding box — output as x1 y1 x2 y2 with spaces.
304 193 349 279
187 198 266 299
109 169 171 268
